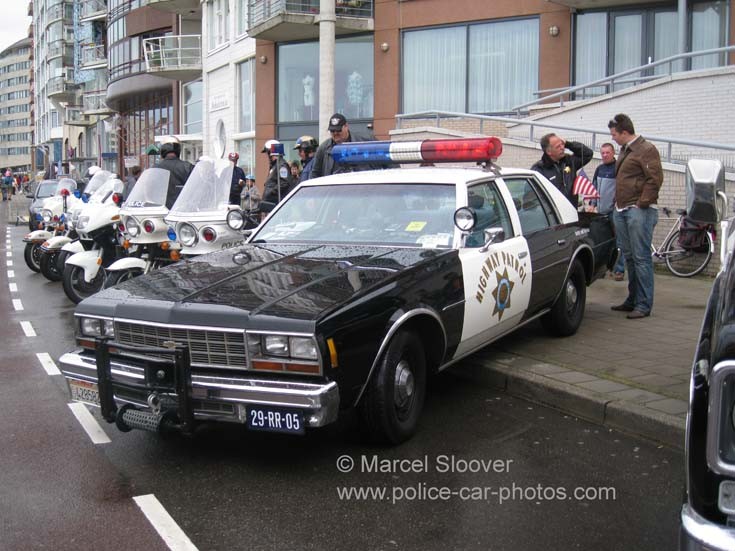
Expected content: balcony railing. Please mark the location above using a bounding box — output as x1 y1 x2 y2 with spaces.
80 0 106 20
82 91 111 114
142 35 201 80
46 3 71 26
66 107 91 126
144 0 200 15
80 43 105 67
47 39 73 60
47 75 78 99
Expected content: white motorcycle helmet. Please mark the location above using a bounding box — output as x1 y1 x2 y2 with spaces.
262 139 282 155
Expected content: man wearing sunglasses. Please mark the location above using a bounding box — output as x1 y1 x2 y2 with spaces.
311 113 387 178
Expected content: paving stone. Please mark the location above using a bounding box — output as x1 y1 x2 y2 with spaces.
629 373 681 388
526 364 570 376
607 388 668 403
546 371 600 384
645 398 690 416
577 379 632 393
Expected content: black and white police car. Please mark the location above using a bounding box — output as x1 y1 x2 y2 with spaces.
59 137 617 444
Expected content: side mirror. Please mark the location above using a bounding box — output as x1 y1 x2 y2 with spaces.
479 227 505 252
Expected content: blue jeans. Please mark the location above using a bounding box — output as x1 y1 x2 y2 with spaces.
613 207 658 314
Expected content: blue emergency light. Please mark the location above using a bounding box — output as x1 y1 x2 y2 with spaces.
167 227 177 240
332 137 503 165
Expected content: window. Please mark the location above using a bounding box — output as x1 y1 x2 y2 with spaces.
239 58 255 132
235 139 255 177
504 178 559 235
403 19 539 114
236 0 248 37
277 35 373 123
207 0 230 51
183 80 203 134
465 182 513 247
692 1 729 69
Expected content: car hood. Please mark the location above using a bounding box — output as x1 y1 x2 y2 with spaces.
89 243 453 321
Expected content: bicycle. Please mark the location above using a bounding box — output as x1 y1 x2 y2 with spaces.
651 206 715 278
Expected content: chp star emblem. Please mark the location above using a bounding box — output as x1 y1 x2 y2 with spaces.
491 268 514 320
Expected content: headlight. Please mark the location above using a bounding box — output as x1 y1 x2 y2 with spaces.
247 333 261 354
79 317 114 337
290 337 318 360
76 215 89 230
126 217 140 237
264 335 289 356
227 209 245 230
32 206 43 213
42 209 53 223
178 222 198 246
102 319 115 338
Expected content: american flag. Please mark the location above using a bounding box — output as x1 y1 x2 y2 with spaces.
572 169 598 198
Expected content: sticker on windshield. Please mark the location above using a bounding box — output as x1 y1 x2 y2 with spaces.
416 233 452 248
404 221 427 232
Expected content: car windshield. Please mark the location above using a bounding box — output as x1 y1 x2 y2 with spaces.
123 168 170 208
169 157 233 214
253 183 457 248
36 180 57 198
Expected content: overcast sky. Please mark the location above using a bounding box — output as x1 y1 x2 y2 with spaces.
0 2 32 53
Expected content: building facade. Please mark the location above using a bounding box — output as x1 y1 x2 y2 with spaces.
0 37 33 174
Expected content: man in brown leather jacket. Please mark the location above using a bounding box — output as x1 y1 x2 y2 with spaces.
608 113 663 320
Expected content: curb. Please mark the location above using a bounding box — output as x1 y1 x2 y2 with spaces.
451 358 686 449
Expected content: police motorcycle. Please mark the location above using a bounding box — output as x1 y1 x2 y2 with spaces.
62 178 127 304
39 170 114 282
165 157 244 256
104 167 177 286
22 178 80 273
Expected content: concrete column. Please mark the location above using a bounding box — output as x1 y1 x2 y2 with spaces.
318 0 336 142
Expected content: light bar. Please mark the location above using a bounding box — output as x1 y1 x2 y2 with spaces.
332 137 503 165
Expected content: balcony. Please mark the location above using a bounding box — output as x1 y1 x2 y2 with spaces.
46 3 72 27
247 0 373 42
80 42 106 69
144 0 201 16
47 75 78 102
82 91 113 115
142 35 201 81
80 0 107 22
47 39 73 62
66 107 92 126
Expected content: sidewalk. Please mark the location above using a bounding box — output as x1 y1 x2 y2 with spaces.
453 271 712 449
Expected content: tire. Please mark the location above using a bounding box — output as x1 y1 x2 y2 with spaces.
62 263 105 304
23 242 42 273
541 260 586 337
663 229 713 278
359 330 426 445
56 250 71 274
39 250 62 282
104 268 142 288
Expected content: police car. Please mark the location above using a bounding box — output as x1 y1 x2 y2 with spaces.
58 137 616 444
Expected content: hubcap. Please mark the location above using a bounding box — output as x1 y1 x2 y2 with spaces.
394 360 415 409
565 279 578 311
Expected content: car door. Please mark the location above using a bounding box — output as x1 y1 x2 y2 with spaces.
454 180 532 358
503 177 575 313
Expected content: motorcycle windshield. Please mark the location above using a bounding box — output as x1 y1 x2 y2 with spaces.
123 167 170 208
91 179 125 204
170 157 233 214
55 178 77 196
83 170 113 196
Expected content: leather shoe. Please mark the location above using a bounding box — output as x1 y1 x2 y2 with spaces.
626 310 650 319
611 303 635 312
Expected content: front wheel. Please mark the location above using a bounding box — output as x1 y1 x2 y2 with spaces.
62 264 105 304
541 260 586 337
104 268 142 288
39 250 62 282
23 242 42 273
663 229 713 278
56 250 71 274
359 330 426 445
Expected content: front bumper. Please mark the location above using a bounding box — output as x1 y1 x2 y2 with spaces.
681 504 735 551
59 349 340 430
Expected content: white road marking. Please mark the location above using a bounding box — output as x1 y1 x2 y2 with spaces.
67 402 111 444
7 270 13 278
12 299 23 311
36 352 61 375
20 321 36 337
9 282 17 292
133 495 199 551
6 251 11 257
6 260 12 267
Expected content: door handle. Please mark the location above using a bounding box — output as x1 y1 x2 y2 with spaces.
557 239 566 246
519 251 528 259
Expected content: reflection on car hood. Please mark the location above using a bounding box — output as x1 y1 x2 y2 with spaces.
94 244 452 320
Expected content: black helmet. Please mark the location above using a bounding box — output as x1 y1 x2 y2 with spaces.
294 135 318 154
159 136 181 158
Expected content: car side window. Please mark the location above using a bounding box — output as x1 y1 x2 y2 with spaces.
465 181 513 247
504 178 558 235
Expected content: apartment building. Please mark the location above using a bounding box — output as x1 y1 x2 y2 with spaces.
0 37 33 174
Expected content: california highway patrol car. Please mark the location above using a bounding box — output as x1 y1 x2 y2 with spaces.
59 138 616 444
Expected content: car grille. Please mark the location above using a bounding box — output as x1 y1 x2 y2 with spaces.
114 321 247 370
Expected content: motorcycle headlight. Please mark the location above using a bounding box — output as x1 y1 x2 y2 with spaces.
126 217 140 237
178 222 198 246
227 210 245 230
79 317 114 338
76 216 89 230
42 209 53 223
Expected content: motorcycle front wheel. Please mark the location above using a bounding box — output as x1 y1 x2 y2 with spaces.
56 250 72 275
62 264 105 304
39 250 62 282
24 242 42 273
104 268 142 288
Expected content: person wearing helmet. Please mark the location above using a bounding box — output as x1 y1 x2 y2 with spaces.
261 139 295 204
293 135 318 183
228 152 247 205
240 173 261 212
156 136 194 208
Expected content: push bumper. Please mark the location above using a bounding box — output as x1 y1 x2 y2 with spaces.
681 504 735 551
59 348 340 430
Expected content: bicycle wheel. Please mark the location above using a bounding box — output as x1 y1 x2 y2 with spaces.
662 229 713 277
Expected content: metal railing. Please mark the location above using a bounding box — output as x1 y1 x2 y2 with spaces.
47 75 76 96
47 39 72 59
395 110 735 170
513 46 735 114
248 0 373 28
82 90 110 113
66 107 89 125
142 35 201 73
80 43 105 66
80 0 107 19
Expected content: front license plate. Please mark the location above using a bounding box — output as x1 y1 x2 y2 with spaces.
247 406 304 435
69 380 100 406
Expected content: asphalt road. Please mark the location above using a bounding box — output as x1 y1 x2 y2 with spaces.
1 222 684 551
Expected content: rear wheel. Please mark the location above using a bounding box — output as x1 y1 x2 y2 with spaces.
23 242 42 273
541 260 586 337
62 264 105 304
663 229 712 278
359 330 426 445
105 268 142 288
56 250 71 274
39 250 62 281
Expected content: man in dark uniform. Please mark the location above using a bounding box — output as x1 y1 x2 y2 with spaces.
531 133 593 205
261 139 295 204
228 152 247 205
157 137 194 209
